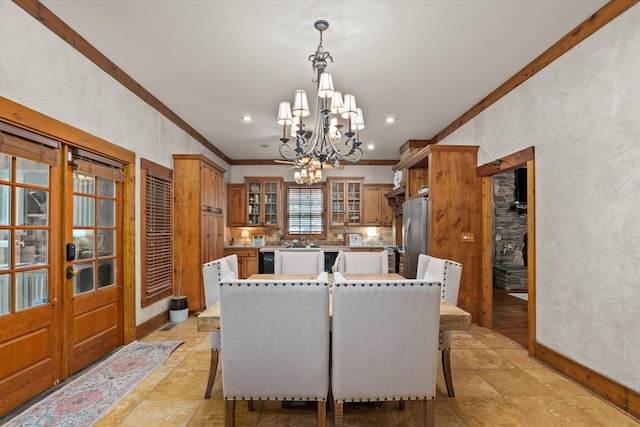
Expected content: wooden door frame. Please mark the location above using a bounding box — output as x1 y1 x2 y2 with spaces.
477 146 536 355
0 97 137 346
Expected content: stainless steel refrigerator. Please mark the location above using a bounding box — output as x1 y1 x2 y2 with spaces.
402 195 429 279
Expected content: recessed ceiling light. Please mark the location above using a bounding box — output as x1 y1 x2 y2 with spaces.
385 117 395 123
241 115 253 122
367 144 375 150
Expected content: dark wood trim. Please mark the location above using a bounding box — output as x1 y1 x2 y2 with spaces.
480 176 493 327
12 0 232 165
231 159 397 166
526 159 536 356
398 139 433 155
433 0 638 144
172 154 226 174
394 144 479 171
135 311 170 340
1 96 135 164
476 146 535 177
535 342 640 419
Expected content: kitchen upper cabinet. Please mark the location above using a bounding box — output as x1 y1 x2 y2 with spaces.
226 184 247 227
246 177 282 227
173 154 226 312
363 184 394 227
201 161 224 212
328 177 363 226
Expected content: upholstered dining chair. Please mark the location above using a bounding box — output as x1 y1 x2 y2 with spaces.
332 250 388 274
331 273 442 427
219 273 330 427
274 249 325 274
420 256 463 397
416 253 433 281
201 254 238 399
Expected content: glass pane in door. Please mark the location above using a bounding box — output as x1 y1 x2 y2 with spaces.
98 259 115 288
0 274 9 315
16 158 48 187
0 229 9 270
0 184 10 225
16 268 48 310
97 229 115 257
98 199 115 226
0 154 10 181
74 262 94 294
17 188 48 226
16 229 48 266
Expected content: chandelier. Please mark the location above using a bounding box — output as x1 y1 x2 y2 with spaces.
277 19 364 169
294 165 322 185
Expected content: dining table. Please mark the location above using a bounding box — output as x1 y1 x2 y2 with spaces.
197 273 472 333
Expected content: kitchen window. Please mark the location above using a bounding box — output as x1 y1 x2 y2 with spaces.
285 183 326 239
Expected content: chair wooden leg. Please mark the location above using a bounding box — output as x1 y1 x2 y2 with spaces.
225 400 235 427
334 402 344 427
317 401 326 427
424 400 435 427
204 349 219 399
398 400 405 410
442 349 455 397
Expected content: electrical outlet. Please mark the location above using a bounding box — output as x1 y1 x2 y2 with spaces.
337 233 343 239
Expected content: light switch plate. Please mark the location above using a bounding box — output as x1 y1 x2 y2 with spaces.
462 232 475 242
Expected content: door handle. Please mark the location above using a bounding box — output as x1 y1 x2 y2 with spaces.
66 266 78 279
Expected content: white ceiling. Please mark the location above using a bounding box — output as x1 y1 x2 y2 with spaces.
40 0 607 162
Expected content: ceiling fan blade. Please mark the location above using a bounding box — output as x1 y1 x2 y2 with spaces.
274 159 294 165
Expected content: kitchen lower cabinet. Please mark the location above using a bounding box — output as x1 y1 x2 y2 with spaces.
224 248 258 279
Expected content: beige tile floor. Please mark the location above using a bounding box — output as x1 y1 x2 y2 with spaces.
93 317 639 427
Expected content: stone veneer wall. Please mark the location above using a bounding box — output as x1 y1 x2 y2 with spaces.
493 170 528 290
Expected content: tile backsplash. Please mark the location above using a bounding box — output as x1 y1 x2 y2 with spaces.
227 226 393 246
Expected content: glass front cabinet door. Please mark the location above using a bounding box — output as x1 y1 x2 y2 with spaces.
246 177 282 227
328 177 363 226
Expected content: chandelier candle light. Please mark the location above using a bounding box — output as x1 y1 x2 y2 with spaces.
277 20 364 169
294 165 322 185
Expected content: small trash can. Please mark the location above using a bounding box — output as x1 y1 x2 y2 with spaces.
168 296 188 323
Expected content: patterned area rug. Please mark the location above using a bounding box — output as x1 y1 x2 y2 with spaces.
3 340 182 427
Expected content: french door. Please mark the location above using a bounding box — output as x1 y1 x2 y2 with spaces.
64 152 123 375
0 131 124 415
0 138 60 414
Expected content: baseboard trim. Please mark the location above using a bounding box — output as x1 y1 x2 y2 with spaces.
535 342 640 419
135 311 169 340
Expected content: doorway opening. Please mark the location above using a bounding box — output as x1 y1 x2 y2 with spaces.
491 168 528 348
479 147 535 354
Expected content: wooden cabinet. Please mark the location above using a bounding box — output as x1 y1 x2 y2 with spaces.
226 184 247 227
246 177 282 227
224 248 258 279
363 184 394 226
393 145 480 320
173 154 226 312
328 177 363 226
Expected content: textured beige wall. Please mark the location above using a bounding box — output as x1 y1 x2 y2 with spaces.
441 4 640 392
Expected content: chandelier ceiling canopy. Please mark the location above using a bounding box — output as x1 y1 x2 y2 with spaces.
277 20 364 170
